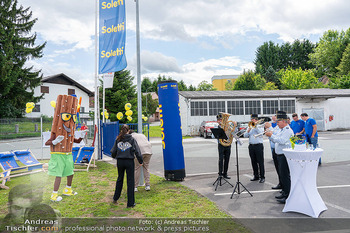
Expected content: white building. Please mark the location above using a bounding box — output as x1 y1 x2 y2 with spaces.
26 73 93 121
179 88 350 136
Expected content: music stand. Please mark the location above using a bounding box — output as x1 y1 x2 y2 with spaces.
211 128 234 191
230 134 253 198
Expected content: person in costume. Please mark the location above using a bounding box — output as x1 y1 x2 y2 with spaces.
45 95 83 202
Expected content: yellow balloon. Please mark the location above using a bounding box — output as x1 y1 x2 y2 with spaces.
127 116 132 121
105 113 109 119
125 103 131 111
117 112 123 120
50 101 56 108
144 117 148 121
26 102 35 109
25 108 32 113
125 110 133 116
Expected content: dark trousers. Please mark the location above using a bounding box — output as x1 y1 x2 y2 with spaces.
272 149 281 185
277 154 290 197
113 159 135 207
218 144 231 176
248 143 265 179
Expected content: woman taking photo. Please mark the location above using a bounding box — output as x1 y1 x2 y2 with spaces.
111 124 143 208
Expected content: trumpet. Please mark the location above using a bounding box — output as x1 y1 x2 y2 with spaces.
248 119 265 129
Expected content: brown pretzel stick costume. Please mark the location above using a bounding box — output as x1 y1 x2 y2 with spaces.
46 95 82 150
45 95 82 202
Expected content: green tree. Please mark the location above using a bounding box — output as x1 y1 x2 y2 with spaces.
177 80 188 91
290 39 316 70
331 74 350 89
141 77 153 93
233 70 266 90
336 43 350 76
0 0 46 118
309 28 350 78
197 80 216 91
225 80 234 90
278 67 323 89
188 84 196 91
254 41 281 75
142 93 158 117
264 66 279 84
262 82 278 90
102 70 137 123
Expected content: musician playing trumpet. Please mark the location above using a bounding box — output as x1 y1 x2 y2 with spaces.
244 114 265 183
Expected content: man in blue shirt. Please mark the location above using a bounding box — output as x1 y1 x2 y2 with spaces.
300 113 318 148
290 113 305 135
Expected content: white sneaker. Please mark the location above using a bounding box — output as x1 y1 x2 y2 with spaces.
145 185 150 191
134 187 138 192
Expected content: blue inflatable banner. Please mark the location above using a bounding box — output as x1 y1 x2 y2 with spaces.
157 81 186 181
99 0 127 74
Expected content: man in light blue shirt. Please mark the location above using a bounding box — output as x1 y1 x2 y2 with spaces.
265 122 281 189
244 114 265 183
265 111 294 204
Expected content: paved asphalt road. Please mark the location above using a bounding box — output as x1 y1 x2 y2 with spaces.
1 130 350 232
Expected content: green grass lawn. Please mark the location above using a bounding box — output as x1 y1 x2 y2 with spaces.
149 125 192 139
0 161 249 232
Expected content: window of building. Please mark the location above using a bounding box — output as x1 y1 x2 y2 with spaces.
227 101 244 115
190 101 208 116
263 100 279 115
245 100 261 115
209 101 225 116
280 100 295 114
41 86 49 94
68 89 75 95
80 107 85 113
32 105 40 112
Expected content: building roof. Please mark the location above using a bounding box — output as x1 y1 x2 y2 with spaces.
179 88 350 100
42 73 94 96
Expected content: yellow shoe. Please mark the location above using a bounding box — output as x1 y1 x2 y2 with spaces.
62 187 78 196
50 193 62 202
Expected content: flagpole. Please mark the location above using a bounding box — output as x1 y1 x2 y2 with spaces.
136 0 142 134
94 0 100 158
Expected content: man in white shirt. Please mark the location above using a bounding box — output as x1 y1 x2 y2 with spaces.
265 111 294 204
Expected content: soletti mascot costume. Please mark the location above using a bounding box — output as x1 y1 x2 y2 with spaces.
45 95 82 202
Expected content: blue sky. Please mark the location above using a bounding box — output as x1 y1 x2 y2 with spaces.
18 0 350 91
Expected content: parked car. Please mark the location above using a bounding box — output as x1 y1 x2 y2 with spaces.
199 121 219 138
237 122 248 137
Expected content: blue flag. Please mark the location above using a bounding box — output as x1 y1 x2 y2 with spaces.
99 0 127 74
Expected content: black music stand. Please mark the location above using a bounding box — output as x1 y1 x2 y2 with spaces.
230 134 253 198
211 128 234 191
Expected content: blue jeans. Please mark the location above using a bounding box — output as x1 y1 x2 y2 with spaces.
307 136 321 164
307 135 318 148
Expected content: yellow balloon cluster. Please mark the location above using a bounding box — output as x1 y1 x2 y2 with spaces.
25 102 35 113
117 103 133 121
101 109 109 119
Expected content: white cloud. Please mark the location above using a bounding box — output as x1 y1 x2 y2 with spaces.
131 55 254 87
128 0 350 42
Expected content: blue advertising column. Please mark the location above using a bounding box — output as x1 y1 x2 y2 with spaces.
157 80 185 181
